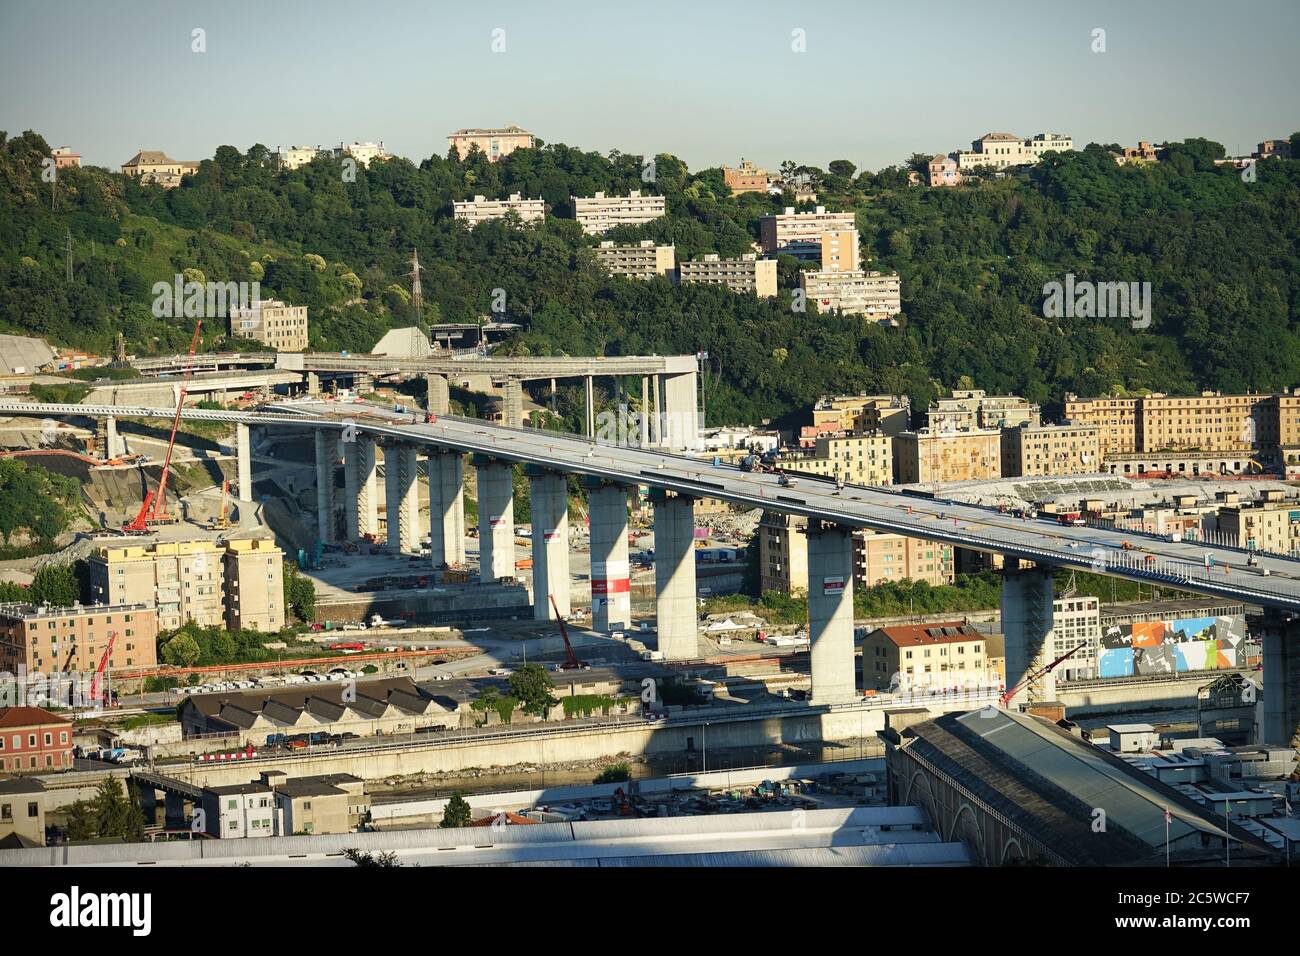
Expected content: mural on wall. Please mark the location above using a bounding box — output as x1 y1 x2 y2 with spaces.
1097 615 1247 679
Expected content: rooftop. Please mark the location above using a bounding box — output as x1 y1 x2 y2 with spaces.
0 706 72 728
871 622 984 648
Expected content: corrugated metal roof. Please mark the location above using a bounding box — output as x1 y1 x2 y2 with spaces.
593 843 974 867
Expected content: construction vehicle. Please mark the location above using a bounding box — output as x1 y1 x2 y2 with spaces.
999 644 1083 708
549 593 590 670
209 479 232 530
123 321 202 533
739 450 781 474
88 630 118 709
778 473 797 488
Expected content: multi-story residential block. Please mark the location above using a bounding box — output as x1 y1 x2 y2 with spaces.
572 190 666 234
0 707 73 774
1001 422 1103 477
0 602 158 675
592 240 676 279
229 299 309 352
894 428 1002 484
452 193 545 226
51 146 81 170
782 433 893 486
800 269 901 319
1215 498 1300 554
333 141 388 167
722 159 770 195
274 145 323 170
927 154 961 186
926 390 1039 433
121 150 200 188
447 126 535 161
817 230 860 273
1049 596 1101 681
759 513 952 594
678 254 777 297
1064 394 1141 456
811 394 909 435
224 536 286 632
759 206 857 256
861 622 990 692
1023 133 1075 157
1139 392 1275 454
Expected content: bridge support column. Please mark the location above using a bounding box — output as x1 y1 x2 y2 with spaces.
585 376 596 438
307 371 321 396
475 457 515 583
650 374 661 445
653 489 697 659
105 415 125 460
660 370 700 451
426 373 450 416
163 791 187 829
384 444 419 554
806 522 856 704
314 430 338 544
236 423 253 502
427 451 465 569
641 376 650 448
501 379 524 428
587 479 630 633
1001 565 1056 706
1261 614 1300 747
135 780 158 826
528 468 569 620
351 435 378 539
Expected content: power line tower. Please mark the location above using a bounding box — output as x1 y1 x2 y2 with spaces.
405 248 426 332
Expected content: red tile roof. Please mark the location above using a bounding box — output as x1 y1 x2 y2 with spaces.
0 706 72 728
873 622 984 648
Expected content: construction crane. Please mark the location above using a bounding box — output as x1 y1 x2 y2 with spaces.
1000 644 1084 708
88 630 119 708
124 321 202 533
549 594 588 670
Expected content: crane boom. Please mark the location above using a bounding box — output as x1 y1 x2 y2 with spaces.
1000 643 1083 707
549 594 585 669
88 629 118 707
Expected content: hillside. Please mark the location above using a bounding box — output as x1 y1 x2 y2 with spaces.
2 129 1299 430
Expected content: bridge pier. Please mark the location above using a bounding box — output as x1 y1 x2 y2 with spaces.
805 522 856 704
528 468 570 620
427 451 465 569
426 373 450 416
135 779 159 827
501 379 524 429
350 435 379 539
475 457 515 583
659 370 700 451
314 430 339 544
1001 564 1056 706
587 479 630 633
163 791 187 829
307 371 321 396
652 489 697 659
384 444 420 554
236 423 253 502
105 415 125 460
585 376 596 438
1261 614 1300 747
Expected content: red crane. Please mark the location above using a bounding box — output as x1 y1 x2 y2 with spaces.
999 644 1083 708
89 629 119 708
549 594 588 670
124 321 202 532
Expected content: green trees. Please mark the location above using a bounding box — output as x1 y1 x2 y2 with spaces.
28 563 82 606
63 778 147 843
440 793 472 829
283 563 316 622
507 663 558 717
0 459 80 549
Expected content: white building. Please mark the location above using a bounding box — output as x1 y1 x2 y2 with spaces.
201 782 282 839
452 193 545 226
572 191 666 235
274 145 323 171
593 240 676 279
801 270 901 319
333 141 388 167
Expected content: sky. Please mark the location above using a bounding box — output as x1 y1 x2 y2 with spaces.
1 0 1296 173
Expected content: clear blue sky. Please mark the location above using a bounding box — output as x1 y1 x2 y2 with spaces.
1 0 1296 172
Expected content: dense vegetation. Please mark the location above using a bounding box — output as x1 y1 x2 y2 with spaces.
3 129 1299 430
0 458 81 549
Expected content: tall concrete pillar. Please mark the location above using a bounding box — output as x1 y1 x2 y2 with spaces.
640 376 650 448
384 444 419 553
314 430 338 543
660 371 700 451
353 435 379 538
163 791 187 829
805 522 856 704
427 451 466 569
307 371 321 396
135 781 158 826
236 423 253 502
475 457 515 583
501 379 524 429
587 479 630 632
650 374 661 446
653 490 697 659
343 438 360 540
1261 615 1300 747
585 376 596 438
1001 566 1056 706
105 415 125 460
426 373 450 415
528 468 570 620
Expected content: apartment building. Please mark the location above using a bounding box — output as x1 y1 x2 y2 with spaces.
121 150 200 188
801 269 901 319
782 433 893 486
1001 422 1103 477
452 193 545 226
927 154 961 187
861 623 990 693
592 240 676 280
817 230 861 273
811 394 909 435
572 191 666 234
678 254 777 298
956 132 1074 171
1216 498 1300 554
758 512 952 594
722 159 770 195
229 299 309 352
927 390 1039 432
0 707 73 775
1064 395 1141 456
447 126 535 161
0 602 158 675
224 536 286 632
1024 133 1075 157
894 429 1002 484
1049 596 1101 681
759 206 857 256
51 146 81 170
334 141 387 167
274 145 323 170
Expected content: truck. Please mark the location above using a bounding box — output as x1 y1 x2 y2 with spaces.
1058 512 1086 526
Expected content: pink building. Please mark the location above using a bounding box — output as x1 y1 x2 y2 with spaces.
927 154 961 187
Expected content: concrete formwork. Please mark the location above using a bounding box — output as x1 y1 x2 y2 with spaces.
500 379 524 429
588 481 630 632
384 444 420 554
476 457 515 583
314 430 339 543
1001 566 1056 706
528 469 570 620
652 490 697 659
426 373 450 416
806 522 856 704
427 451 466 569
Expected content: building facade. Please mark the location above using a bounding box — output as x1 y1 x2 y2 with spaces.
274 146 323 170
861 622 991 692
782 434 893 486
333 141 387 167
0 602 158 675
801 269 901 319
0 707 73 774
1001 422 1103 477
51 146 81 170
894 429 1002 484
927 154 961 187
572 191 666 234
678 254 777 297
592 240 676 279
452 193 545 226
722 159 769 195
229 299 309 352
224 536 286 632
759 206 857 255
447 126 535 161
121 150 200 188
